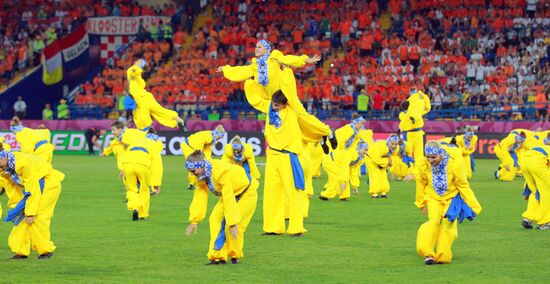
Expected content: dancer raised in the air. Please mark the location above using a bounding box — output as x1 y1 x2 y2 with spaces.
217 40 337 153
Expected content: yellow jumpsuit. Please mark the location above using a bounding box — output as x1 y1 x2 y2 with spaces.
521 145 550 225
245 79 306 235
14 127 54 164
455 135 478 179
122 138 156 219
365 141 392 197
221 49 330 142
390 142 415 179
513 129 545 177
300 141 314 217
196 160 258 262
1 152 64 257
127 65 180 130
415 157 481 264
321 149 363 200
120 128 163 190
185 131 218 225
402 91 431 159
494 133 526 181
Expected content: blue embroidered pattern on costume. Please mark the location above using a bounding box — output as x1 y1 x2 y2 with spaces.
257 40 272 86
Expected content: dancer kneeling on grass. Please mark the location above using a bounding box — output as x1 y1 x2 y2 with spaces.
184 150 258 265
0 144 64 260
414 141 481 265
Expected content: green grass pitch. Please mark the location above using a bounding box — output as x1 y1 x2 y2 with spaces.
0 156 549 283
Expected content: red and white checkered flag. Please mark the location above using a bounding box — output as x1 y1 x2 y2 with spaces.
99 36 132 64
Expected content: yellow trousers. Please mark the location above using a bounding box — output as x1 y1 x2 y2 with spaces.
320 156 350 200
124 163 151 218
494 145 517 181
35 145 54 164
207 182 258 261
416 198 458 263
8 176 61 256
522 153 550 225
522 192 540 221
263 151 305 234
365 158 390 196
150 153 163 187
134 95 179 129
403 130 425 160
301 152 313 218
390 158 413 179
279 68 330 141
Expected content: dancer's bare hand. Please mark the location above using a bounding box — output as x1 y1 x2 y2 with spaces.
228 225 239 239
185 223 198 236
216 66 224 73
26 216 35 224
420 207 428 215
404 174 416 182
305 55 321 64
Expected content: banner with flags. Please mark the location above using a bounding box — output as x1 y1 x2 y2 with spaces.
41 25 90 85
42 41 63 85
61 25 90 71
99 35 133 64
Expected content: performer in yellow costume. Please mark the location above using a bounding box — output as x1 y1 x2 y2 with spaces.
0 147 64 259
184 126 227 225
126 59 186 131
400 90 431 160
455 126 478 179
390 138 415 180
111 122 161 220
10 117 54 163
218 40 337 152
184 150 258 265
245 81 306 236
320 141 369 201
415 141 482 265
222 136 260 180
494 131 527 181
520 134 550 229
365 135 399 198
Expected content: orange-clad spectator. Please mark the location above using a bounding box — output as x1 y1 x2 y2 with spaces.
173 28 185 52
292 29 303 51
535 92 548 121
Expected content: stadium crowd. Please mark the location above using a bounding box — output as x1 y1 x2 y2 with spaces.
0 0 179 89
71 0 549 121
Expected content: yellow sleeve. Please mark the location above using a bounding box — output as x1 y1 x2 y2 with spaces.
20 162 42 216
127 65 146 90
222 144 233 163
270 50 308 67
245 146 261 179
192 131 214 150
244 80 270 113
221 64 255 82
103 142 114 156
369 142 389 168
0 175 24 208
335 125 355 150
452 161 482 214
498 135 516 163
338 151 353 183
219 167 241 226
150 148 163 187
188 186 208 224
422 93 431 114
414 159 428 208
358 129 374 144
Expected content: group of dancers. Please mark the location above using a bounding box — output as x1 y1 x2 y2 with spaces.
0 40 549 265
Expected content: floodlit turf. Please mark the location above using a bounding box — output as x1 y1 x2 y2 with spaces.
0 155 549 283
